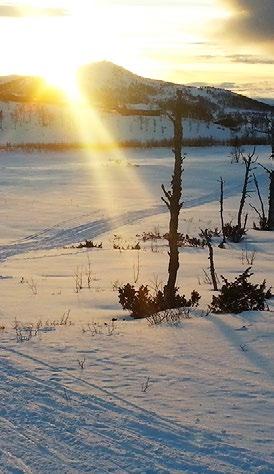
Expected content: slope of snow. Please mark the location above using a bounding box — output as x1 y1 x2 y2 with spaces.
0 146 273 473
0 100 265 147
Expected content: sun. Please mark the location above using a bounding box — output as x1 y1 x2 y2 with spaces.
43 65 82 102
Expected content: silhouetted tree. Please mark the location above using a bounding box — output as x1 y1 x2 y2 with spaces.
269 113 274 230
268 171 274 230
250 174 268 230
237 148 257 232
219 177 226 247
200 229 218 291
161 90 184 306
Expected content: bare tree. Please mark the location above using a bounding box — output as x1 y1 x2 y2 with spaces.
219 177 226 247
250 174 268 230
269 170 274 230
269 113 274 229
161 90 184 306
200 229 218 291
256 162 274 231
237 148 257 232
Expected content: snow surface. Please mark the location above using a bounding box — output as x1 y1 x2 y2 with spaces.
0 145 274 473
0 100 263 147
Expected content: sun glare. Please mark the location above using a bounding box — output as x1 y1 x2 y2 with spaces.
44 67 82 102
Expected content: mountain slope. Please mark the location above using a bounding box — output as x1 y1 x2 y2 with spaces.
78 62 272 119
0 62 272 147
0 61 272 114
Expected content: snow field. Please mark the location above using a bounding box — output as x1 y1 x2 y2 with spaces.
0 146 274 473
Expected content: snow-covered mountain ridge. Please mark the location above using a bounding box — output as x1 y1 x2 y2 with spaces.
0 62 272 147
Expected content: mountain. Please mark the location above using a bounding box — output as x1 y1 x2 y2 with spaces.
78 62 272 119
1 61 272 116
0 62 272 147
0 75 66 102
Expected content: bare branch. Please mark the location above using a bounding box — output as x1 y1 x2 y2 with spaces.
161 197 170 209
253 174 266 221
258 163 271 176
249 203 261 217
161 184 171 201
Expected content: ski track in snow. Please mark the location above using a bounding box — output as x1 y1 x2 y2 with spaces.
0 183 240 263
0 345 274 474
1 149 272 472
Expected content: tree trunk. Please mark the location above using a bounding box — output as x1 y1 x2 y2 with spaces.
163 91 183 306
268 171 274 230
219 177 226 246
237 157 251 230
271 113 274 159
269 114 274 229
201 229 218 291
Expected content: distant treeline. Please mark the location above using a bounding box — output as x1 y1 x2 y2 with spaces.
0 135 270 153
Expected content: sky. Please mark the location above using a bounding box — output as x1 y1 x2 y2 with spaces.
0 0 274 98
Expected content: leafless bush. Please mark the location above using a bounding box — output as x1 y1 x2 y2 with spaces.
42 309 73 327
82 322 101 336
141 376 152 393
22 277 38 295
15 327 39 343
73 258 97 292
59 309 72 326
13 317 39 343
13 310 72 342
148 274 164 296
147 308 191 326
105 320 116 336
78 357 86 370
86 256 93 289
241 247 256 266
82 320 117 336
74 267 83 293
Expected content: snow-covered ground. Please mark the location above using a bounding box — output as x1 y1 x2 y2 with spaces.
0 145 274 473
0 100 248 146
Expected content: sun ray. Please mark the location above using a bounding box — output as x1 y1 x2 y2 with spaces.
57 79 155 225
47 75 158 277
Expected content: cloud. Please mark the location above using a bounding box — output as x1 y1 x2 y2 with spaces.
219 0 274 50
228 54 274 64
0 4 67 17
184 52 274 66
197 53 274 64
188 79 274 98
